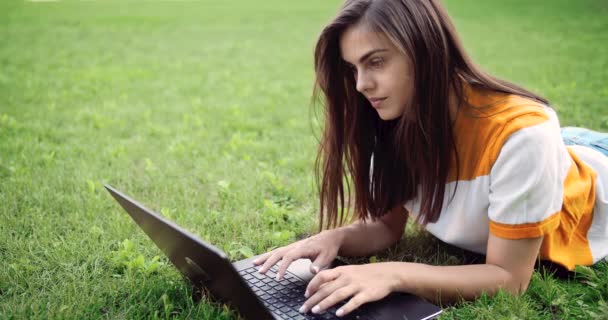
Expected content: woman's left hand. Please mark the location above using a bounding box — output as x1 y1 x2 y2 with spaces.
299 262 401 317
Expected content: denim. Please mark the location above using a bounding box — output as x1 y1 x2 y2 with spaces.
561 127 608 157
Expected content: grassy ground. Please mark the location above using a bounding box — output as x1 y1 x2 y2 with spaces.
1 0 607 319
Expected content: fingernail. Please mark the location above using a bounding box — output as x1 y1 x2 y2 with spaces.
252 259 259 264
312 305 320 314
275 274 280 281
304 290 309 298
298 305 306 313
336 308 344 317
312 266 319 273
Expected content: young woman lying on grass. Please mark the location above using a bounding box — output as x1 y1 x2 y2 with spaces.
253 0 608 317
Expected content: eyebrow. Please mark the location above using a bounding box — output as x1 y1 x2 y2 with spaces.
344 48 389 66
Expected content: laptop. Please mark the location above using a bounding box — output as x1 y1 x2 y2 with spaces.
104 184 443 320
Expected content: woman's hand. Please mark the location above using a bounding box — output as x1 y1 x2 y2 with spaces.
252 229 345 280
300 262 400 317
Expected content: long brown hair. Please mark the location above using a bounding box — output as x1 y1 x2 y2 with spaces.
313 0 548 230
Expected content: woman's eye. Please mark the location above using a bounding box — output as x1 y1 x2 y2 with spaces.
370 58 384 68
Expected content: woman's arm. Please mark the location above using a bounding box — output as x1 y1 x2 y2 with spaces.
394 234 543 303
337 205 409 256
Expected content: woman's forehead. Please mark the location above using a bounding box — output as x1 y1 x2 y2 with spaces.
339 24 394 64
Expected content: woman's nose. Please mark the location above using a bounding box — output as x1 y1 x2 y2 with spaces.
356 71 374 93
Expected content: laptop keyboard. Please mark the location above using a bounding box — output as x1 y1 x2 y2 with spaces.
239 266 372 320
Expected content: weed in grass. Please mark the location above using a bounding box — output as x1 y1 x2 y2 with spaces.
110 239 166 277
527 271 570 319
575 265 608 300
589 300 608 320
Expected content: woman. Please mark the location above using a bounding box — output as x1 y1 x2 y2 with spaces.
253 0 608 317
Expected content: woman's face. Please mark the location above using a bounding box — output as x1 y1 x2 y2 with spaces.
339 24 414 120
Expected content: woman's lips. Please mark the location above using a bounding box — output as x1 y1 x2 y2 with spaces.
369 97 387 108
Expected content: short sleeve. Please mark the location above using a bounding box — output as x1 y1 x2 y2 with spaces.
488 119 569 239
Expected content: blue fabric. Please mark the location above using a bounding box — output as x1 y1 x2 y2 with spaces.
561 127 608 157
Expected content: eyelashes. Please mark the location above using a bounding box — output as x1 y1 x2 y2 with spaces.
369 58 385 68
345 57 386 76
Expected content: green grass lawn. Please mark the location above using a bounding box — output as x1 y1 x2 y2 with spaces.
1 0 607 319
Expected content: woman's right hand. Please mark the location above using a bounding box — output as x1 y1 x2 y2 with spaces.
252 229 345 280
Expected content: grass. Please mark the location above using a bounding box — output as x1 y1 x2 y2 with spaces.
1 0 607 319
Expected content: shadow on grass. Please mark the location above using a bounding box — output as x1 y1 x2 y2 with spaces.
333 223 485 268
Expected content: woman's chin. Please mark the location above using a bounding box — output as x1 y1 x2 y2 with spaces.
376 109 400 121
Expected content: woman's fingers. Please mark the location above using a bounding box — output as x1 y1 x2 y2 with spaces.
275 251 299 280
300 274 344 313
304 269 340 307
335 293 373 317
255 232 340 279
251 251 272 266
304 268 340 298
310 252 332 274
257 249 286 273
309 285 356 315
258 244 312 275
275 245 320 279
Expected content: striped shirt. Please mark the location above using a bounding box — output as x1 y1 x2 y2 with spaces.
405 85 608 270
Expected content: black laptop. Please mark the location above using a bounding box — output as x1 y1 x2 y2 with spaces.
105 184 442 320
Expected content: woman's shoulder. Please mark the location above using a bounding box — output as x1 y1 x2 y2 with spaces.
452 86 563 181
457 86 558 144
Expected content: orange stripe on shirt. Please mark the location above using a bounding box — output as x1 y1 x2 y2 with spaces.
489 211 561 239
448 88 550 182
